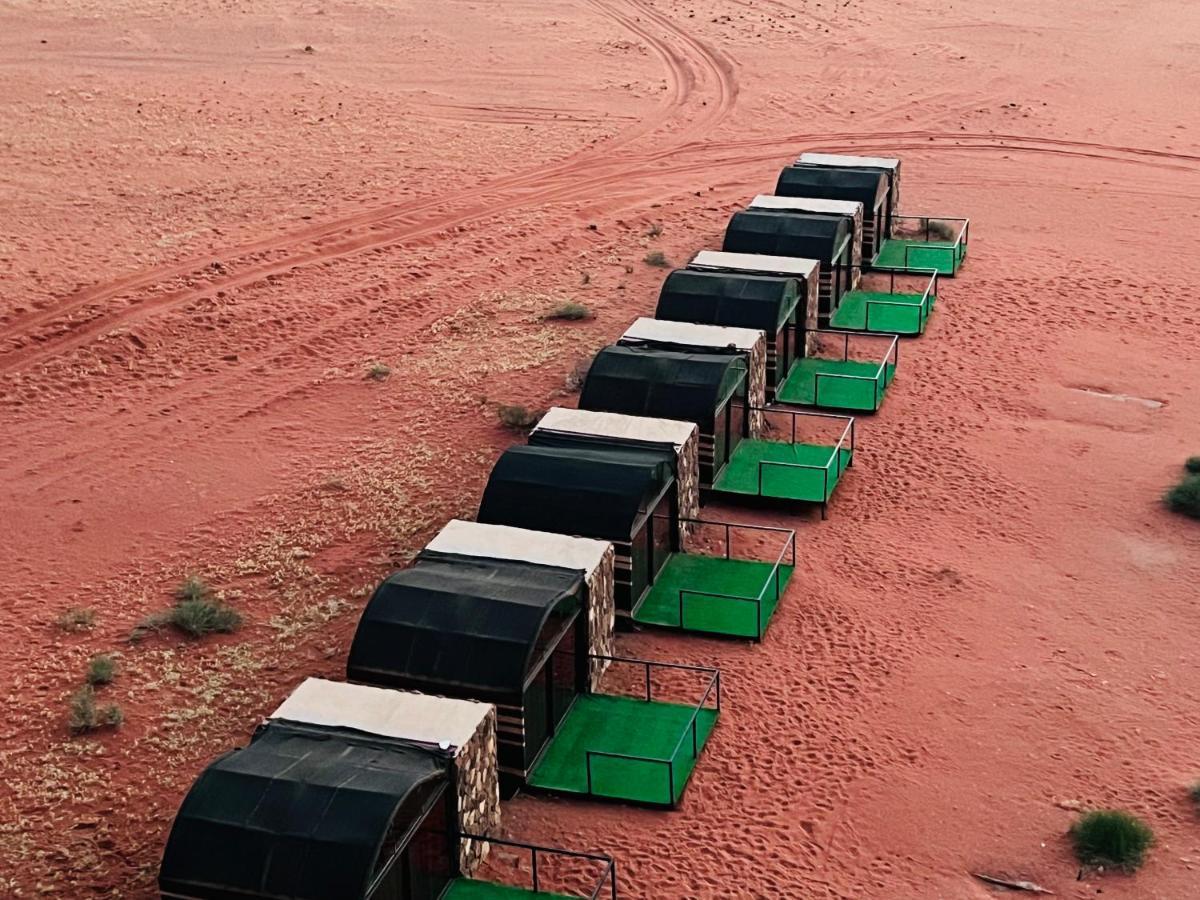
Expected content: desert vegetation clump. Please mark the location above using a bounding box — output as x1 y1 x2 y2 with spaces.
56 607 96 632
543 300 594 321
564 356 593 393
86 653 117 685
365 360 392 381
1164 459 1200 519
134 576 243 640
643 250 670 268
646 221 664 238
496 404 542 431
67 685 123 735
1069 810 1154 872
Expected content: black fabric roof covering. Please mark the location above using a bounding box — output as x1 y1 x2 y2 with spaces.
774 164 888 209
347 552 584 698
478 443 675 541
579 344 746 427
657 268 799 333
159 721 448 900
529 428 681 472
722 210 850 263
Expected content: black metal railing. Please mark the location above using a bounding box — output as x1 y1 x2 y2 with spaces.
666 518 798 639
457 833 618 900
582 655 721 807
746 409 855 518
892 215 970 271
799 329 900 412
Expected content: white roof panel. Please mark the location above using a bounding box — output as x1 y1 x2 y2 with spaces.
623 316 762 351
797 152 900 170
689 249 818 279
750 194 862 217
427 518 610 574
535 406 695 450
271 678 491 748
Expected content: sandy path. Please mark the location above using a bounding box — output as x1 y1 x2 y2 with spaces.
2 0 1199 897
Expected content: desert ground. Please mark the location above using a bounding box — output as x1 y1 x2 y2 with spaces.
2 0 1200 896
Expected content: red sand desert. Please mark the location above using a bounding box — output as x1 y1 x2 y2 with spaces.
2 0 1200 897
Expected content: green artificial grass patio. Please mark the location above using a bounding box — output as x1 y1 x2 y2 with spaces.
713 438 853 503
830 289 934 335
634 551 794 638
875 237 965 275
443 879 575 899
777 358 897 411
527 693 717 806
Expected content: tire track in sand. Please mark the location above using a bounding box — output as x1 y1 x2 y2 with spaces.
0 0 738 376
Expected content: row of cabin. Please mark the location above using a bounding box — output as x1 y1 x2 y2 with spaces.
160 152 957 900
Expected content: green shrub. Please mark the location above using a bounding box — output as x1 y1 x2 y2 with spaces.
56 607 96 632
1070 810 1154 872
497 405 542 431
365 361 391 381
1184 456 1200 475
134 580 243 641
174 575 212 603
86 654 117 685
643 250 670 268
167 599 243 637
67 685 123 735
543 301 593 321
1164 475 1200 519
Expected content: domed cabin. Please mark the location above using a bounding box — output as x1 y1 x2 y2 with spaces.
795 152 902 233
531 406 701 529
618 317 768 434
774 164 889 266
721 209 853 322
600 322 856 517
346 552 591 799
749 194 865 284
476 441 678 618
425 518 616 692
160 679 619 899
529 407 798 640
576 344 748 488
788 155 969 276
747 195 937 335
684 251 902 414
685 250 820 365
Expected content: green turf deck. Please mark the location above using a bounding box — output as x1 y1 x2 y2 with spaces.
715 439 852 502
777 358 896 411
831 289 934 335
527 693 717 806
634 551 794 638
875 237 965 275
443 879 574 899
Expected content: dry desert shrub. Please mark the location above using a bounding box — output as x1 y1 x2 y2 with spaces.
86 654 117 686
496 404 543 431
67 685 123 735
56 607 96 632
643 250 670 267
543 300 594 321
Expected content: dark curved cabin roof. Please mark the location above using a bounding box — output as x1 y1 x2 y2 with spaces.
722 210 850 264
478 443 675 542
346 552 584 700
579 344 746 429
656 269 799 334
159 721 447 900
774 164 888 210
